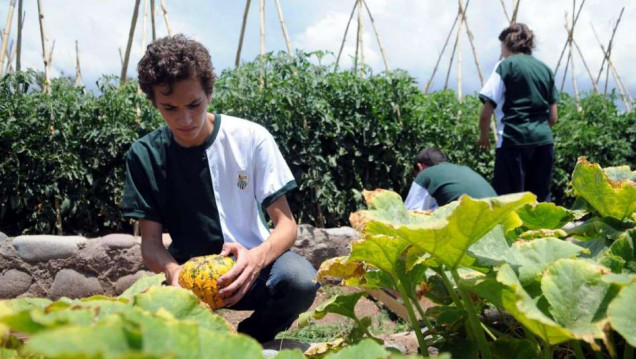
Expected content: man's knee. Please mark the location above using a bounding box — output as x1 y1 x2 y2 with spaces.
268 251 319 309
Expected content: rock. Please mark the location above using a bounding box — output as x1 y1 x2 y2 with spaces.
98 234 136 249
114 271 154 295
0 269 32 298
76 239 111 273
292 225 356 269
0 231 7 241
13 235 86 262
49 269 104 300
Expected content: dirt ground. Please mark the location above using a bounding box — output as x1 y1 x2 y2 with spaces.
217 285 422 355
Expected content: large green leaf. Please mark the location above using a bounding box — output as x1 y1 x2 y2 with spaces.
490 337 539 359
1 306 96 335
607 282 636 346
495 264 574 345
307 292 365 321
198 330 264 359
0 301 11 338
133 286 231 332
515 202 581 230
349 234 412 280
354 190 535 269
23 319 132 358
541 259 612 344
571 158 636 221
605 229 636 273
119 273 166 300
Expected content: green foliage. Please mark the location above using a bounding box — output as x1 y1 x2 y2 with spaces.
1 53 635 234
316 158 636 358
0 70 162 236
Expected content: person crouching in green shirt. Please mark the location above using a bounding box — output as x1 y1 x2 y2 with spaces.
404 148 496 210
121 34 318 343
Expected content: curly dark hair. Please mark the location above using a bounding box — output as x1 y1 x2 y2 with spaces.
498 23 535 55
137 34 216 104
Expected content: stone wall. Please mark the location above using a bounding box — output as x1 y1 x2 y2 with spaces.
0 225 356 300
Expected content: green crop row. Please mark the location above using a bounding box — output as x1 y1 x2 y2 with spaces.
1 52 634 235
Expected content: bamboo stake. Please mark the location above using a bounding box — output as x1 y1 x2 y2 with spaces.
443 9 461 90
4 40 13 73
353 1 360 75
499 0 511 23
362 0 390 72
259 0 265 56
510 0 521 24
0 0 16 76
456 0 463 101
554 0 585 75
334 1 357 72
459 0 483 86
424 10 460 93
594 8 623 94
235 0 251 68
74 40 83 87
159 0 173 37
259 0 265 87
121 0 142 86
591 25 633 110
559 48 571 93
357 0 365 77
16 3 23 72
36 0 51 93
572 39 598 94
141 0 149 55
150 0 156 41
273 0 292 55
4 40 14 73
569 41 581 112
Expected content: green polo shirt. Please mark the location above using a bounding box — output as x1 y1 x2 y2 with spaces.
404 162 496 210
479 54 558 148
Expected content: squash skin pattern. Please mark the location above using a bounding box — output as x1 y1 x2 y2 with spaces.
178 254 236 309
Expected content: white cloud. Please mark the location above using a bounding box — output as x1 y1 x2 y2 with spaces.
0 0 633 99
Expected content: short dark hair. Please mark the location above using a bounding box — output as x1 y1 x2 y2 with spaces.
137 34 216 104
413 147 448 167
498 23 535 55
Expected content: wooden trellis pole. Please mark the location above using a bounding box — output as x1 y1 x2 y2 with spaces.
273 0 292 55
510 0 521 24
571 38 598 94
235 0 251 67
356 0 365 77
594 8 623 95
4 40 14 73
141 0 149 55
334 1 357 72
16 0 23 72
499 0 511 23
159 0 173 37
0 0 16 76
554 0 585 76
150 0 157 41
36 0 52 93
443 12 461 90
121 0 142 86
74 40 83 88
591 24 632 111
459 0 483 86
362 0 389 72
424 11 460 93
259 0 265 87
456 0 463 101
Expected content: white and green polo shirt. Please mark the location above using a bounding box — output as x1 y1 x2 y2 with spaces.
479 54 559 148
122 114 297 263
404 163 496 211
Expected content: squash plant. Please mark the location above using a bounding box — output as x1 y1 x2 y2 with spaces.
311 158 635 358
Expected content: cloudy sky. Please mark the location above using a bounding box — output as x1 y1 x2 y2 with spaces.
2 0 634 99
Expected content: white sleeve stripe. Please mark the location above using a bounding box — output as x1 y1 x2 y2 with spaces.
404 182 438 211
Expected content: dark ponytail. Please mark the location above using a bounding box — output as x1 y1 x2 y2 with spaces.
499 23 535 55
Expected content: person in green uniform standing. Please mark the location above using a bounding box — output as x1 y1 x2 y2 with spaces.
477 23 558 202
121 34 318 343
404 148 496 210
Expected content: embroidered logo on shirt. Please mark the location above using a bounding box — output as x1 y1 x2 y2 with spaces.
237 171 249 190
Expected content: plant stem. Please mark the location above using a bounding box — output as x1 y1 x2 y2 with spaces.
395 282 429 357
451 268 492 359
573 340 585 359
543 343 552 359
624 343 634 359
480 322 497 341
438 268 462 307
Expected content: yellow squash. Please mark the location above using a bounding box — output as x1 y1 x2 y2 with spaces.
178 254 235 309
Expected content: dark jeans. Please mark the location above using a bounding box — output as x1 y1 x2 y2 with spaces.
493 144 554 202
230 251 319 343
